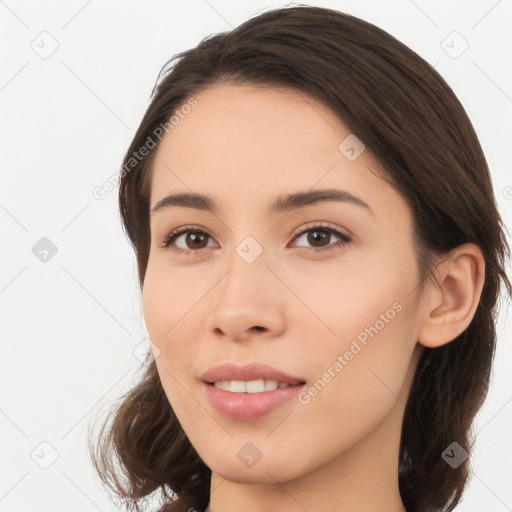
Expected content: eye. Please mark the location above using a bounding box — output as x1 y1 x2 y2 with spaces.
290 222 351 253
159 222 351 256
160 225 215 256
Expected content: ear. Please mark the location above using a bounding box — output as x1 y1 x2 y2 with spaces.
417 243 485 348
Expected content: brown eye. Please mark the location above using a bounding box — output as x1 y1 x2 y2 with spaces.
161 227 214 254
305 230 330 247
292 223 351 253
182 232 209 250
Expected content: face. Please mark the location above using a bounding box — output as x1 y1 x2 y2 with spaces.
143 83 425 484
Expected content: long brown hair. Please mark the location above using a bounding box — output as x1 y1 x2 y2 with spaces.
88 5 511 512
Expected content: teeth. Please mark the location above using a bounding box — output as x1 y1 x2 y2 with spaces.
212 380 295 393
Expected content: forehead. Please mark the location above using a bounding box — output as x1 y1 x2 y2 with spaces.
149 83 407 224
155 83 347 165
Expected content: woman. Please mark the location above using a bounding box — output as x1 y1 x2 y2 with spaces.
88 6 511 512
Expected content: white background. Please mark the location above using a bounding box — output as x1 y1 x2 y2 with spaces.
1 0 511 510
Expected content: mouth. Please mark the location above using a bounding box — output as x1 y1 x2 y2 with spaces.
204 379 306 393
200 361 306 390
201 379 307 421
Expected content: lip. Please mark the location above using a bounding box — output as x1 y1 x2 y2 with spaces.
200 362 306 385
201 382 306 421
199 362 306 421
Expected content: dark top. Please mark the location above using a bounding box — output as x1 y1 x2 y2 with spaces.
157 501 209 512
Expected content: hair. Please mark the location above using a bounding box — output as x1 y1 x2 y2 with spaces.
88 5 511 512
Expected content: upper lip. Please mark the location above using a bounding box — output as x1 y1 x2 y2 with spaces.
200 362 306 385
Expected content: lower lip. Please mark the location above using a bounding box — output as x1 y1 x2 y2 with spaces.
201 381 305 421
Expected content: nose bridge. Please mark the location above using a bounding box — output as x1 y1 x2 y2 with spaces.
207 231 284 338
220 233 269 302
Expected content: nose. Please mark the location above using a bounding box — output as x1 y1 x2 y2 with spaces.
206 246 286 342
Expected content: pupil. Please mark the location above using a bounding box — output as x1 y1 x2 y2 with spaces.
189 233 206 248
309 230 329 246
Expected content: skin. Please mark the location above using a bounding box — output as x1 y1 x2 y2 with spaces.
142 83 485 512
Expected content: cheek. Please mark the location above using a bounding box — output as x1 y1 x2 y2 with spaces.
142 266 169 343
295 255 419 409
142 260 210 375
288 256 407 344
142 260 191 340
294 308 416 465
142 270 197 412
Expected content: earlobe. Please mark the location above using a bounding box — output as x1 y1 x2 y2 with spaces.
418 243 485 348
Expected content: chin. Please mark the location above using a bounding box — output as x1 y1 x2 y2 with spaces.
206 452 306 484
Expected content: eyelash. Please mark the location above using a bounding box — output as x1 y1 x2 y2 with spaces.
160 222 351 256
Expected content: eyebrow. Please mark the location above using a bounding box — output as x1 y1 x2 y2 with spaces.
150 188 374 217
